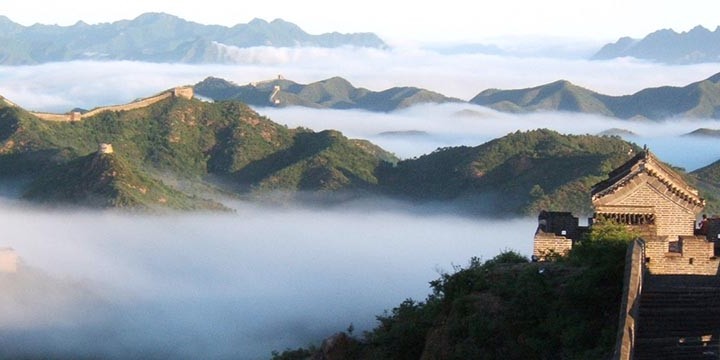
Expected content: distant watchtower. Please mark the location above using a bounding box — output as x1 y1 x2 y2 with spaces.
99 143 114 154
173 87 194 100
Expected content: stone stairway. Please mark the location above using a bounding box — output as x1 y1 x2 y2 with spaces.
634 275 720 359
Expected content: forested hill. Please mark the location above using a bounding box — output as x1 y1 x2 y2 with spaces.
470 72 720 120
0 93 396 210
3 87 716 215
378 129 641 215
194 76 462 112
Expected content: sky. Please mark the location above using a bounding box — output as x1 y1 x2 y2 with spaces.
2 0 719 45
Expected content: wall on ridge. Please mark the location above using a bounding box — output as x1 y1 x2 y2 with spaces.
28 87 194 122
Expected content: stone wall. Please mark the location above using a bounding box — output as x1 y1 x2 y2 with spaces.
29 87 193 122
613 239 645 360
645 236 719 275
532 231 572 260
81 92 173 118
613 181 696 237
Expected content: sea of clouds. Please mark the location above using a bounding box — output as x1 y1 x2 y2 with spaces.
0 45 719 358
0 199 535 359
1 46 718 112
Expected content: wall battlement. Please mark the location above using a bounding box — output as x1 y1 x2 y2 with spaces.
25 86 194 122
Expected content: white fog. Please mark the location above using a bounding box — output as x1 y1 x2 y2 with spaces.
0 47 718 113
0 199 535 359
0 46 719 359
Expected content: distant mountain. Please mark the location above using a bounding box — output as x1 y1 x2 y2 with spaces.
597 128 637 137
470 72 720 120
0 88 396 209
194 76 462 111
592 25 720 64
683 128 720 138
0 13 386 65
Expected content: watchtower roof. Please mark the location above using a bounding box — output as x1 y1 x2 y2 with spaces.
591 149 704 208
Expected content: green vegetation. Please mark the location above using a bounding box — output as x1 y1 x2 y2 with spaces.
22 151 226 210
690 159 720 215
0 96 396 209
7 92 715 215
194 76 462 112
470 72 720 120
272 222 635 359
380 129 640 215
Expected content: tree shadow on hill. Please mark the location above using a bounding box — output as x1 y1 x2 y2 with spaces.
232 131 337 188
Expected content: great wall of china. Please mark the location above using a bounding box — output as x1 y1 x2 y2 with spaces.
1 87 194 122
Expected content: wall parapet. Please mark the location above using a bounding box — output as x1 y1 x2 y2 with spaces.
613 238 646 360
27 86 193 122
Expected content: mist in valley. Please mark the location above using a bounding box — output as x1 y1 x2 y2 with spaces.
1 47 719 113
259 104 720 171
0 198 536 359
1 45 720 359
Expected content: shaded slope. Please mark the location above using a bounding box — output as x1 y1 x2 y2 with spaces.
690 159 720 215
683 128 720 138
22 151 225 210
471 80 613 115
0 93 397 209
470 72 720 120
194 76 462 111
379 129 640 215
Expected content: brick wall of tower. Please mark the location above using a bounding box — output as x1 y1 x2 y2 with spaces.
610 182 696 237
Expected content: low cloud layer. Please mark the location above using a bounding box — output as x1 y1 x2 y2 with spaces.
0 199 535 359
259 103 720 171
0 48 718 113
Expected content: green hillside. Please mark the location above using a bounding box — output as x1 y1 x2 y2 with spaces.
5 88 713 214
690 160 720 215
23 151 225 210
470 72 720 120
0 93 397 209
378 129 641 215
194 76 462 112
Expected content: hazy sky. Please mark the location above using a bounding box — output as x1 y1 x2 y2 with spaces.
2 0 719 44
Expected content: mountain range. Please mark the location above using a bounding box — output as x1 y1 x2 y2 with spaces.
0 13 386 65
1 87 719 214
593 25 720 64
470 72 720 120
196 72 720 120
194 76 462 111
